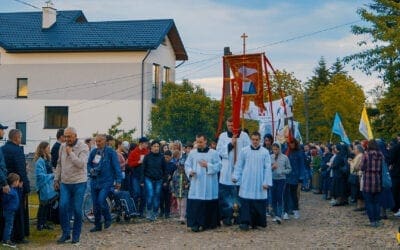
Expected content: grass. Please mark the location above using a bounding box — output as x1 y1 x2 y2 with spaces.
26 193 61 246
28 193 38 220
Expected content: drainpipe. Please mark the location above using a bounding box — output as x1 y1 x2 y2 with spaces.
175 61 185 69
141 50 152 137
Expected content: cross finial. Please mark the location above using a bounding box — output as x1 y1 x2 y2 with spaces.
241 33 248 55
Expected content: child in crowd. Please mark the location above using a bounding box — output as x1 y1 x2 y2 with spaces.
159 150 177 218
170 160 190 224
2 173 21 248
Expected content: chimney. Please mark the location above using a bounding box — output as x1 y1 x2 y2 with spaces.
42 0 56 29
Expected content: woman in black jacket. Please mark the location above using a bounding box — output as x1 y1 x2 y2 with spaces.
331 143 349 206
141 140 167 221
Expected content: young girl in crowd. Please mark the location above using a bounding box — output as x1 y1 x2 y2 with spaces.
270 142 291 224
34 141 57 231
170 161 190 224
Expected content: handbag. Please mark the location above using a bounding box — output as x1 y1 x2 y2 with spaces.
382 160 392 189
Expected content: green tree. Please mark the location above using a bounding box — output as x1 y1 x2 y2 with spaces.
107 116 136 142
330 58 347 76
305 57 332 142
319 74 366 142
308 57 330 89
344 0 400 138
149 81 222 143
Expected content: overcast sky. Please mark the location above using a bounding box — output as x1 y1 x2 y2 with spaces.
2 0 380 99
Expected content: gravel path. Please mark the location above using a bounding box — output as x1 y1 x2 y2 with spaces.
22 192 400 249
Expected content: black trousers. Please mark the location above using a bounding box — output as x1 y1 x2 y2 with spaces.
239 198 267 228
12 193 30 242
391 176 400 212
186 199 219 229
159 186 171 216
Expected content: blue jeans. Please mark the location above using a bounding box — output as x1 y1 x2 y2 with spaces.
144 177 162 217
60 182 86 241
91 184 112 227
272 179 286 217
2 210 15 241
363 192 381 223
129 175 145 215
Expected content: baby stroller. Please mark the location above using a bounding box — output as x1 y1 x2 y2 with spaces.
110 189 139 222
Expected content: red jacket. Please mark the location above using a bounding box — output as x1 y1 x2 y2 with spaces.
127 146 149 168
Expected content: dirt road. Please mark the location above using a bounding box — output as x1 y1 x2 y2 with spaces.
23 192 399 249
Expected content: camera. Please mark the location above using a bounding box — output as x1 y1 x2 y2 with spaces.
90 166 102 178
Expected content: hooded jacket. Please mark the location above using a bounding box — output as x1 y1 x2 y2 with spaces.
270 143 292 180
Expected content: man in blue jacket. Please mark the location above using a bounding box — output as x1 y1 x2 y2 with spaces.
0 124 9 194
0 123 9 241
1 129 30 244
87 134 122 232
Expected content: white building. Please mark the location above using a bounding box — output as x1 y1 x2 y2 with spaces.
0 6 187 152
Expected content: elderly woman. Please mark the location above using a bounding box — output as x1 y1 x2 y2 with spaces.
361 139 383 228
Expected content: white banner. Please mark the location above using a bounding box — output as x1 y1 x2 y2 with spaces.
243 95 293 121
259 119 302 144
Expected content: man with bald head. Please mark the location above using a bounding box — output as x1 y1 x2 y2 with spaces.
54 127 89 244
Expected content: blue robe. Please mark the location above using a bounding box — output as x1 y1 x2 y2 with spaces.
185 147 221 229
233 146 272 200
185 148 221 200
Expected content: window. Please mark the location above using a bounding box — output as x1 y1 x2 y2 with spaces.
15 122 26 145
163 67 170 84
152 64 160 103
17 78 28 98
44 106 68 129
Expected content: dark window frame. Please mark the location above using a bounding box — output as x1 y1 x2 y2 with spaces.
44 106 68 129
15 122 27 145
17 78 28 98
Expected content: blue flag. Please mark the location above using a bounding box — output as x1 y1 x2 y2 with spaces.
332 112 351 145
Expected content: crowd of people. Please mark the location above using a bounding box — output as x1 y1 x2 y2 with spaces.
0 120 400 247
304 134 400 228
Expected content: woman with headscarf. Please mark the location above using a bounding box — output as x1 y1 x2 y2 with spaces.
361 139 383 227
320 145 333 200
376 139 394 219
331 143 349 206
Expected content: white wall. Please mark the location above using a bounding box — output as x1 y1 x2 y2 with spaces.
0 99 142 153
0 35 179 153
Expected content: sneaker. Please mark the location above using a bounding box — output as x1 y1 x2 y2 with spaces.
57 235 71 244
223 218 232 226
71 239 80 244
191 226 200 232
293 210 300 219
2 240 16 248
104 220 112 229
330 199 338 206
394 209 400 217
283 213 289 220
274 216 282 224
239 224 249 231
90 226 102 233
272 217 277 222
